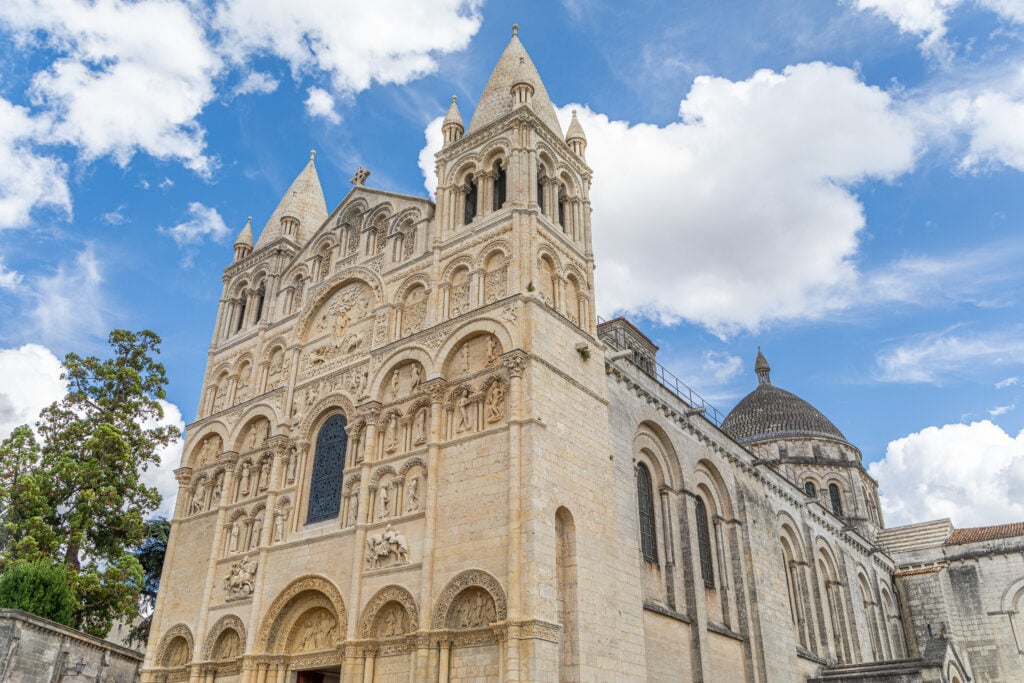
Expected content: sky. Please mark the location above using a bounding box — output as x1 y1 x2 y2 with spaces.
1 0 1024 528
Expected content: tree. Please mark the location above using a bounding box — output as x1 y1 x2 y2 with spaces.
0 330 180 637
126 517 170 647
0 560 75 626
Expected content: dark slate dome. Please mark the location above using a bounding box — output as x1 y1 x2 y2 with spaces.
722 349 848 445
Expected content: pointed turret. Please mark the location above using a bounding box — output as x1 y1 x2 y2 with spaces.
255 150 328 249
755 347 771 384
442 95 464 145
467 25 563 138
233 216 253 261
566 109 587 158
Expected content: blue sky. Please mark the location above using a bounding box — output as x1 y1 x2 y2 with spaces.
1 0 1024 526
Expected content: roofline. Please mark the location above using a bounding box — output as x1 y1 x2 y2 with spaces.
598 316 660 351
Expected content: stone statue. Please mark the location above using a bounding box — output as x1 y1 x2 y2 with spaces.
392 370 401 399
411 363 422 390
384 413 398 453
239 462 251 496
379 486 390 520
190 481 207 515
287 452 297 483
273 512 284 543
348 492 359 526
229 522 240 553
413 407 428 445
258 460 270 491
249 516 262 549
486 381 505 423
486 335 498 365
462 342 471 373
457 388 471 432
407 476 420 512
210 475 223 506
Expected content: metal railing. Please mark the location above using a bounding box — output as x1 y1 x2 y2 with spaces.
598 317 726 426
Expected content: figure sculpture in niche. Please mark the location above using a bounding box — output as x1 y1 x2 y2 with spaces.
286 451 298 483
457 387 471 432
413 407 428 445
190 481 207 515
348 492 359 526
379 486 390 519
249 516 262 549
462 342 471 373
486 336 499 365
486 381 505 423
258 460 270 491
382 607 401 637
384 413 398 453
392 370 400 400
210 475 223 506
239 462 251 496
273 509 287 543
452 589 497 629
168 640 189 667
229 522 240 553
407 476 420 512
411 363 422 390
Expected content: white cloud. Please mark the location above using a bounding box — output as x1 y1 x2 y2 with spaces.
419 115 445 196
304 87 341 124
0 258 23 291
875 328 1024 383
158 177 175 190
0 98 71 229
0 0 220 175
996 376 1019 388
233 71 279 96
955 90 1024 171
101 204 127 225
160 202 231 246
553 63 915 333
870 420 1024 526
989 404 1014 416
140 399 184 519
29 245 108 346
214 0 483 94
0 343 66 439
702 351 743 384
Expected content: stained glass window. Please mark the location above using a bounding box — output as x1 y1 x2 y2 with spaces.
306 414 347 524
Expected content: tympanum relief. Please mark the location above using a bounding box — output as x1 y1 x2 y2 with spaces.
366 524 410 570
290 608 339 653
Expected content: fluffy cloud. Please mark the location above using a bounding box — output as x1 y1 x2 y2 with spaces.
0 98 71 229
560 64 916 333
419 115 445 195
304 87 341 124
214 0 483 93
0 258 23 291
160 202 231 246
875 328 1024 383
0 0 220 174
233 71 280 97
0 343 66 438
854 0 1024 56
29 245 108 346
955 90 1024 171
870 420 1024 527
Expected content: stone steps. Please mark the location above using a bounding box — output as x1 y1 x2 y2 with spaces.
808 657 926 682
876 519 953 554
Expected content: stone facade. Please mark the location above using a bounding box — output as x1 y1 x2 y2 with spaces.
144 28 1022 683
0 608 143 682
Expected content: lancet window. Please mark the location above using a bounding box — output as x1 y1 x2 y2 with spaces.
829 483 843 517
695 496 715 588
306 414 348 524
636 463 657 563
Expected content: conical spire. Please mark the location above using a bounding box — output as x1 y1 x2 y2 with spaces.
467 25 563 138
442 95 464 145
235 216 253 247
233 216 253 261
755 347 771 384
566 109 587 158
255 150 328 249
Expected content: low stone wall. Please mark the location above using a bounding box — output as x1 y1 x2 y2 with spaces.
0 608 143 683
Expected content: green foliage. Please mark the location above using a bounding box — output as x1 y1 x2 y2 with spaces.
0 330 180 637
126 517 170 647
0 560 75 626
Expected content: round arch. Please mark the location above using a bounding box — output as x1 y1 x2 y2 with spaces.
255 575 348 653
431 569 508 630
357 585 420 639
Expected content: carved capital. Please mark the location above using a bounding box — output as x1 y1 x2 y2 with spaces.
173 467 193 486
218 451 240 467
422 378 448 403
357 401 383 424
501 350 528 378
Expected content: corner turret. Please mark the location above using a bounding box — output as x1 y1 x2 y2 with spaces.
233 216 253 261
442 96 464 145
566 110 587 159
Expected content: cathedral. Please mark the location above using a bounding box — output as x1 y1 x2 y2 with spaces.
143 28 1024 683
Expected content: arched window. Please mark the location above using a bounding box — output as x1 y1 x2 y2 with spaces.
253 283 265 322
492 161 506 211
804 481 817 498
558 183 567 230
829 483 843 517
306 414 348 523
464 178 477 225
636 463 657 563
235 293 247 332
537 172 546 212
695 496 715 588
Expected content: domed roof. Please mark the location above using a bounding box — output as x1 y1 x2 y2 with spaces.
722 350 848 445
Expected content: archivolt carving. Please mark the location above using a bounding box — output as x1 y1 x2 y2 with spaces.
432 569 507 629
295 394 356 442
256 575 348 653
294 271 383 341
155 623 194 668
369 465 398 488
202 615 246 660
398 457 427 477
357 585 419 639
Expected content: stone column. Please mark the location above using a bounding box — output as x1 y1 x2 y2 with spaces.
418 380 447 624
659 487 677 609
192 454 238 657
438 641 451 683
